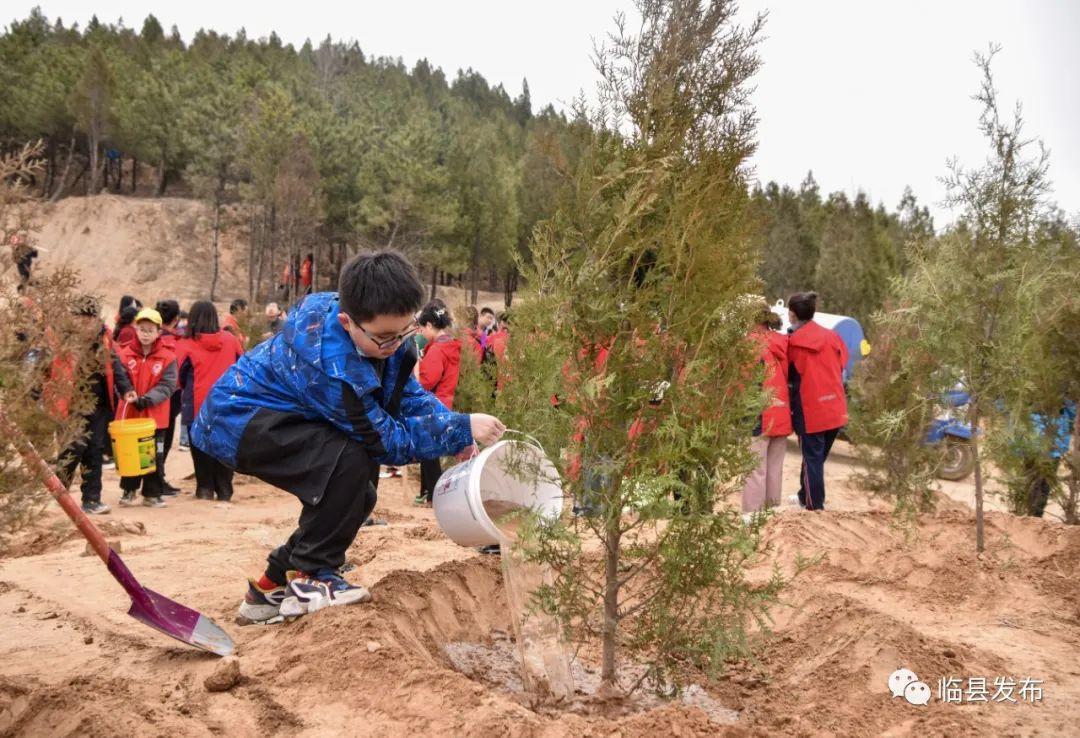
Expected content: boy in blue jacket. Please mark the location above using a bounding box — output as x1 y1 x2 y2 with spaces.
192 251 505 623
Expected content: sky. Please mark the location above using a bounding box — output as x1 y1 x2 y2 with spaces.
9 1 1079 225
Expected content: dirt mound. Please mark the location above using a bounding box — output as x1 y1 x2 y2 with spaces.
739 509 1080 735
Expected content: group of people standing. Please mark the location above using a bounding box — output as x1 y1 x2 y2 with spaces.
742 291 849 517
409 300 509 505
58 294 247 513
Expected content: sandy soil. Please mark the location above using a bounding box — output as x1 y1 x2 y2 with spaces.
1 437 1077 737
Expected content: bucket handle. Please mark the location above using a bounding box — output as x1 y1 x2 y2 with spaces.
463 428 545 461
116 400 132 420
501 429 546 453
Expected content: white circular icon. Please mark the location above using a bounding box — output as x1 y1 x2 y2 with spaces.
904 681 931 706
888 668 918 698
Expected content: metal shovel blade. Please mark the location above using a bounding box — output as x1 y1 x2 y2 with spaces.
108 548 234 656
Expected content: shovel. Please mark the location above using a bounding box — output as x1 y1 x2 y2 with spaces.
1 409 234 656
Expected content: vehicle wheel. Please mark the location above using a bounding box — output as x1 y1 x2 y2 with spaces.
938 438 975 481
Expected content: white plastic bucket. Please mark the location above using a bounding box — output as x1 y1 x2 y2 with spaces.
433 439 563 547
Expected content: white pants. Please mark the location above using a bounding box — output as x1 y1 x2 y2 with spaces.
742 435 787 513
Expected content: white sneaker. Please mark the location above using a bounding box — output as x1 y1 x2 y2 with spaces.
278 569 371 617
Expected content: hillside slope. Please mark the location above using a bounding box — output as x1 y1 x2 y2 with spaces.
18 194 248 313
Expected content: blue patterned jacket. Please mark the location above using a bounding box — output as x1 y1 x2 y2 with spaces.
191 292 473 468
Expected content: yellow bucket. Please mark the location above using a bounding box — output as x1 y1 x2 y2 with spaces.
108 418 158 477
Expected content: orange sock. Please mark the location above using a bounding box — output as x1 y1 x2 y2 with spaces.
256 574 279 591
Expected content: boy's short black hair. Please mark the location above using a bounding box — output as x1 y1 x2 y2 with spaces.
155 299 180 326
338 250 424 323
480 307 495 316
788 291 818 322
229 298 248 314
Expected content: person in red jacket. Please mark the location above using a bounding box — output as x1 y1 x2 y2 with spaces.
787 292 848 511
176 301 244 502
112 304 140 347
415 299 462 505
300 253 314 294
222 298 249 350
53 296 126 514
459 305 485 362
742 304 792 517
154 299 184 496
115 308 178 508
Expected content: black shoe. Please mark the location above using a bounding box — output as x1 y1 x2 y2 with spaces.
161 482 180 497
195 488 214 500
478 544 501 555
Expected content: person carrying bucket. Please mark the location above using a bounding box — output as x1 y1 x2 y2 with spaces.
115 308 178 509
192 250 506 624
415 299 463 506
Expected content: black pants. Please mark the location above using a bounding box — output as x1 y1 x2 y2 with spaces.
232 410 381 584
160 392 181 480
120 429 166 498
265 443 378 584
59 407 109 505
192 446 235 501
796 428 840 511
419 457 443 501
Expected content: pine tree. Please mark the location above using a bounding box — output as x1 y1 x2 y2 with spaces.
493 0 781 692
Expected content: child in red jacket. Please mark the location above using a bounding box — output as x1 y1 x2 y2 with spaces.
742 305 792 517
176 301 243 502
115 308 178 508
415 299 462 505
787 292 848 511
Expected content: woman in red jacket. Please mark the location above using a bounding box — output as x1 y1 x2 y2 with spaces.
115 308 177 508
415 299 462 505
176 301 244 502
742 305 792 517
787 291 848 511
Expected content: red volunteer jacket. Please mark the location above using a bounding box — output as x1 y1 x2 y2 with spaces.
176 330 244 417
222 314 247 350
463 327 484 362
757 329 792 437
419 335 462 409
116 338 178 429
788 321 848 434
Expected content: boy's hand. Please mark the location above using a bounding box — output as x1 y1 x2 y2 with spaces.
133 395 150 410
469 414 506 446
123 391 138 405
